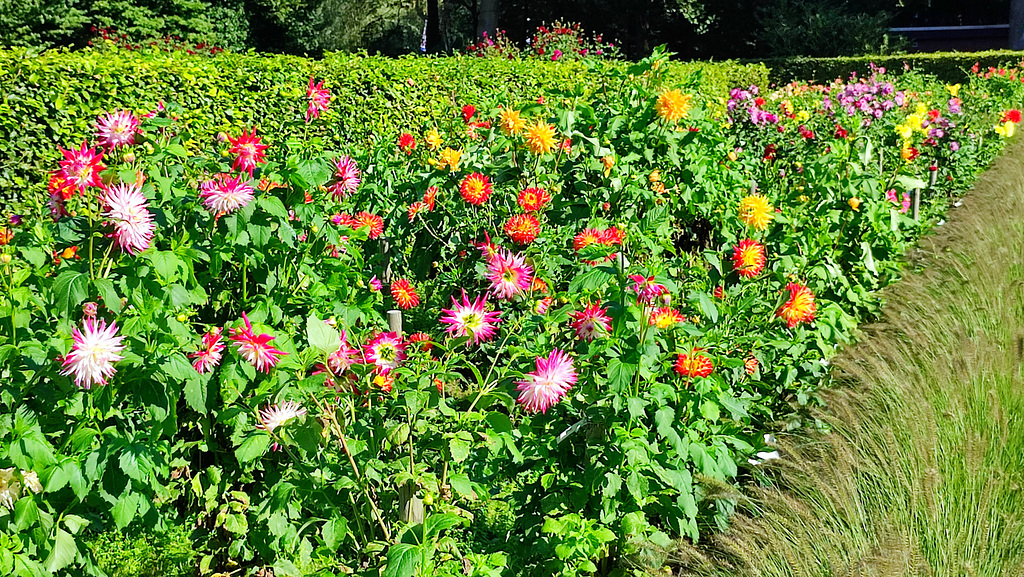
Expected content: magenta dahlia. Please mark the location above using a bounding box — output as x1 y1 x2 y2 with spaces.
516 349 577 414
229 312 287 373
439 290 502 345
199 173 254 215
58 142 106 193
95 110 140 149
328 155 361 200
569 302 612 341
190 327 225 374
363 331 406 375
486 249 532 300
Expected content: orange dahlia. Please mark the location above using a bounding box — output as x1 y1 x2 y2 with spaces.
655 89 692 123
744 355 758 375
573 228 603 252
738 194 774 231
408 332 433 351
425 128 442 151
459 173 493 205
355 212 384 239
674 352 713 379
390 279 419 309
525 120 557 155
504 214 541 245
517 187 551 212
422 185 438 209
777 282 816 328
499 107 526 135
408 201 429 220
732 239 766 278
649 307 684 329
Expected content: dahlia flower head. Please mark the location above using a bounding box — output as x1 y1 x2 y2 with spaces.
363 331 406 375
440 290 502 345
101 182 155 255
516 349 577 414
58 142 106 193
777 282 816 328
95 110 140 149
61 318 125 389
486 249 533 300
190 327 225 374
306 78 331 122
329 155 361 199
200 173 254 215
229 312 287 373
227 128 269 176
570 302 611 341
257 401 307 434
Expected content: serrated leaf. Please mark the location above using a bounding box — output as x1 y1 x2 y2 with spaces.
382 543 421 577
92 278 122 314
111 492 140 529
51 270 89 317
235 432 270 463
448 436 471 463
44 528 77 573
322 517 348 551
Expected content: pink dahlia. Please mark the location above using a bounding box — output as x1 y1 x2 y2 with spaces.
570 302 612 341
227 128 269 176
58 142 106 193
95 110 140 149
199 173 254 215
328 155 361 199
486 249 532 300
628 274 668 305
363 331 406 374
326 329 360 375
230 312 287 373
256 401 307 433
61 318 125 389
516 349 577 414
439 290 502 345
100 182 155 255
305 78 331 122
190 327 225 374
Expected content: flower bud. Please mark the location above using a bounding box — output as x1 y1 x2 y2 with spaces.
848 197 861 211
0 254 10 264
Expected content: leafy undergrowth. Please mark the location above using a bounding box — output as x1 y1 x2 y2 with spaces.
670 134 1024 576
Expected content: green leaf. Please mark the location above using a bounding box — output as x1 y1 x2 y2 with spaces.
382 543 421 577
694 291 719 323
259 196 289 219
569 267 614 293
43 528 77 573
424 513 464 540
235 432 270 463
322 517 349 551
485 411 513 434
306 313 339 353
606 358 637 394
51 270 89 317
92 278 122 314
111 491 140 529
449 436 471 464
184 374 210 413
699 400 720 422
448 473 476 499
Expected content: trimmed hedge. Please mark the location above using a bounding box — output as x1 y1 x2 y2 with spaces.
0 48 768 204
762 49 1024 84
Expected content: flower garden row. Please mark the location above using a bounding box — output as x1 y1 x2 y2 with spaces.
1 50 1023 576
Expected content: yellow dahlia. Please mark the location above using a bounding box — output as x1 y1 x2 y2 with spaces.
525 120 557 155
436 147 462 172
655 89 692 123
425 128 442 151
738 194 774 231
499 107 526 136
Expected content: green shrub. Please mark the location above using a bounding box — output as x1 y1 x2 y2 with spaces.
0 47 768 206
763 49 1024 84
85 524 195 577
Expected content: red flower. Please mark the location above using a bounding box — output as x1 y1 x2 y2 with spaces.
398 132 416 153
777 282 816 328
713 285 725 299
763 143 778 162
461 104 476 123
459 173 493 206
409 332 433 351
408 201 429 220
1002 109 1021 124
227 128 269 176
504 214 540 245
573 228 603 252
355 212 384 239
674 352 713 379
423 185 438 210
390 279 419 309
834 124 848 139
598 227 625 245
731 239 766 278
517 187 551 212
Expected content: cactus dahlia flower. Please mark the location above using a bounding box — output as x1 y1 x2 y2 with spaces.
226 128 269 176
524 120 557 155
95 110 140 149
190 327 225 374
486 249 532 299
101 182 155 255
655 89 692 123
58 142 106 193
305 78 331 122
517 187 551 212
408 332 433 351
674 352 713 379
649 307 684 329
398 132 416 153
738 194 775 231
363 331 406 374
499 107 526 136
628 275 668 305
460 173 493 205
328 155 361 199
61 318 125 389
199 173 254 215
440 290 502 345
354 212 384 239
570 302 612 341
256 401 307 433
732 239 766 278
326 329 360 375
230 312 287 373
516 349 577 414
436 147 462 172
390 279 420 309
777 282 816 328
503 214 540 245
573 228 603 252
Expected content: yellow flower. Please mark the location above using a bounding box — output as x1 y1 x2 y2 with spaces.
896 123 913 139
649 170 661 183
727 150 738 162
796 110 810 123
601 155 615 176
499 107 526 136
996 121 1016 138
848 197 861 211
946 83 960 97
524 120 557 155
436 147 462 172
738 194 775 231
780 100 793 116
914 103 927 116
655 89 692 123
425 128 442 151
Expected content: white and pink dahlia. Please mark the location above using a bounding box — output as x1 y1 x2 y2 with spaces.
101 182 155 255
61 318 125 389
326 329 360 375
516 349 577 414
570 302 612 341
486 249 532 300
58 142 106 193
256 401 307 433
229 312 287 373
328 155 361 200
199 173 254 215
95 110 140 149
363 331 406 374
306 78 331 121
190 327 225 374
439 290 501 345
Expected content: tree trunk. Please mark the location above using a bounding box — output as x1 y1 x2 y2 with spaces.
477 0 498 39
426 0 442 53
1012 0 1024 50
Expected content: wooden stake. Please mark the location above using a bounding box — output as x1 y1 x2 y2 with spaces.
912 188 921 220
387 309 402 335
